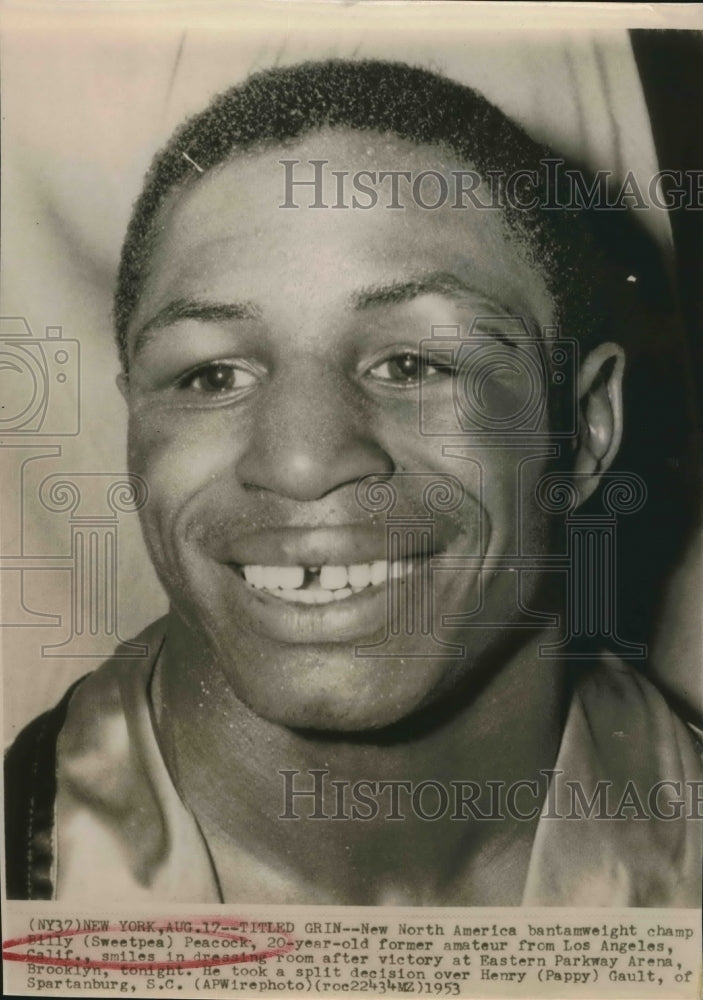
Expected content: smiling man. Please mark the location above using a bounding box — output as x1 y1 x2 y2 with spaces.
5 59 701 905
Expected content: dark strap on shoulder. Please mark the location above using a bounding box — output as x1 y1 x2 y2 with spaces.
4 678 87 899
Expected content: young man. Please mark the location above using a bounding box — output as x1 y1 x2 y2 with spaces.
5 59 701 905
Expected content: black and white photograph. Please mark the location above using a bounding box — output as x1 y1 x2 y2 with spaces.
2 2 702 996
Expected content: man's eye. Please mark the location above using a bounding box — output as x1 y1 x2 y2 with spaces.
369 352 453 384
178 363 258 393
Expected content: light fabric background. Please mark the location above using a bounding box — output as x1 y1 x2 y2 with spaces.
1 2 699 738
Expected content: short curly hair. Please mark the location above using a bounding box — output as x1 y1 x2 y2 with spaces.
113 58 666 371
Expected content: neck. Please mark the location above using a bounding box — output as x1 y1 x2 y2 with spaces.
153 620 567 904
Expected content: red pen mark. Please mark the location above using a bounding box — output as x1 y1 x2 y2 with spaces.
3 918 295 972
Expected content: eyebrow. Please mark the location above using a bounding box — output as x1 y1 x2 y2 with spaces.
353 272 493 310
131 271 524 357
132 298 261 357
353 272 528 345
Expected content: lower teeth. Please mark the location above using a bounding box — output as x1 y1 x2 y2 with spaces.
252 584 358 604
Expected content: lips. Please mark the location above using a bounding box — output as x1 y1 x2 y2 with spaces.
202 522 457 643
206 529 431 643
217 524 393 569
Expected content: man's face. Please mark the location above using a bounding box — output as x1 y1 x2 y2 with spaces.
123 128 561 732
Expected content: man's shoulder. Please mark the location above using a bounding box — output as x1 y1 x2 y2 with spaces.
5 615 167 766
523 654 702 906
569 652 702 781
4 678 84 899
4 618 166 899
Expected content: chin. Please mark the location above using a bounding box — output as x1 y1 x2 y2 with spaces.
221 642 457 736
266 703 404 735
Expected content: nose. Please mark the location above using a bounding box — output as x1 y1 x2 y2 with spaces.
235 365 394 501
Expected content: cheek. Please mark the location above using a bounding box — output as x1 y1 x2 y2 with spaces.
126 408 245 568
473 447 552 552
387 433 550 557
127 407 245 500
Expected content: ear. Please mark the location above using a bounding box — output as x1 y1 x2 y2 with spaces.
572 342 625 506
116 371 129 401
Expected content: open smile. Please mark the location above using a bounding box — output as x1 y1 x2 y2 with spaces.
206 523 469 642
234 558 414 604
220 553 436 644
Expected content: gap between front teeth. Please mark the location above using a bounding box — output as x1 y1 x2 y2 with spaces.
242 560 412 602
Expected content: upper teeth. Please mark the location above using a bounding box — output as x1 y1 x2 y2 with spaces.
242 560 411 602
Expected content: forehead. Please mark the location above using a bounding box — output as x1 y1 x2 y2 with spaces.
130 128 556 341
